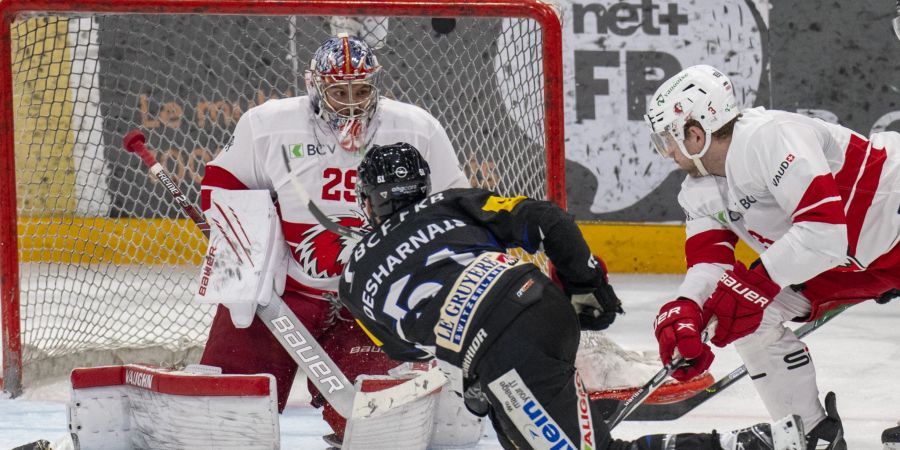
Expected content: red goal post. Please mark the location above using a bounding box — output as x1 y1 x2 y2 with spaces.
0 0 564 395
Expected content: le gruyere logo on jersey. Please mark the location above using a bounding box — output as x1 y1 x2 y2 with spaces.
482 195 526 213
435 252 519 352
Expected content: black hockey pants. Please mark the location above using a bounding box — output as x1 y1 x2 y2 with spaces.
466 275 721 450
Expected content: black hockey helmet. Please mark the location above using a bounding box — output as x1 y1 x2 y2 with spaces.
357 142 431 224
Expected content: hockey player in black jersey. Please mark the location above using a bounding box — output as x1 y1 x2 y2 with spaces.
338 142 808 450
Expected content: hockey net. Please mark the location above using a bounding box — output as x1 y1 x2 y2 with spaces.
0 0 564 394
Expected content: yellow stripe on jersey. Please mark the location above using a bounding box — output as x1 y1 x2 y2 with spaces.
356 319 384 347
482 195 527 212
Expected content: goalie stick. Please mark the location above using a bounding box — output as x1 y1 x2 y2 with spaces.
124 130 442 420
623 302 854 422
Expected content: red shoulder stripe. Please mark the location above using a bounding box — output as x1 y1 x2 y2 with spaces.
834 134 887 256
791 174 845 225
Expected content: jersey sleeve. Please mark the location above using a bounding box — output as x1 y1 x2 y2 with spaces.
421 116 470 191
200 109 271 211
748 122 848 287
676 178 738 303
458 190 605 292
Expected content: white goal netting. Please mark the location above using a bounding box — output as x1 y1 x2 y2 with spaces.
2 5 562 389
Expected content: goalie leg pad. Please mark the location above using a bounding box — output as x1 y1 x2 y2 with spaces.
341 362 447 450
430 360 485 449
68 364 279 450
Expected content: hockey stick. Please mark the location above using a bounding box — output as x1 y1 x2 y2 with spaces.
123 130 210 237
606 318 716 429
623 302 854 422
124 129 356 417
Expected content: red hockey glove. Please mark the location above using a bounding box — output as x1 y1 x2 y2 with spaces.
653 298 714 382
703 262 780 347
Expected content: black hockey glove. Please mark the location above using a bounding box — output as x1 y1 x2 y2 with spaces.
570 283 624 331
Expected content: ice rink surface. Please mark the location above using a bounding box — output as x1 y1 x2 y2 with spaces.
2 274 897 449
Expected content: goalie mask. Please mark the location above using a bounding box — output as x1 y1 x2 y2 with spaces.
306 34 382 152
356 142 431 225
643 65 739 176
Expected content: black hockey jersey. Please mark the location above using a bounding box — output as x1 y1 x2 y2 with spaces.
338 188 604 364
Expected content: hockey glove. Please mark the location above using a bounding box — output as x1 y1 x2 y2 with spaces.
877 288 899 304
653 298 714 382
570 283 624 331
703 262 780 347
549 256 624 331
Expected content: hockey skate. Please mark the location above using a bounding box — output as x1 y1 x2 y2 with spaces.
882 421 900 450
718 414 806 450
805 392 846 450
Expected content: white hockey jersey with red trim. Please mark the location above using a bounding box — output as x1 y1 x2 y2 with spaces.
676 107 900 302
201 96 468 299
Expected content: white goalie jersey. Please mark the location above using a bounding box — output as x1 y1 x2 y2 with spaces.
201 96 469 300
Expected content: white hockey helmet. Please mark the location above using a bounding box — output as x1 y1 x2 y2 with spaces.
643 65 739 176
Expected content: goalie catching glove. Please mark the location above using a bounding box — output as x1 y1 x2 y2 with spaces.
550 255 623 331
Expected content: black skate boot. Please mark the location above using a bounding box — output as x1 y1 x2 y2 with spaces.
11 441 52 450
805 392 846 450
718 414 807 450
883 422 900 450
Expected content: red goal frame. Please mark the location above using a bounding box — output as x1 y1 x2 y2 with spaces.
0 0 564 396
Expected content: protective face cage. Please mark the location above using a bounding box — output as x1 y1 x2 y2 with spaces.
356 143 432 224
306 34 382 150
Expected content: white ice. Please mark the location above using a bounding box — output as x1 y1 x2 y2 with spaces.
2 274 897 449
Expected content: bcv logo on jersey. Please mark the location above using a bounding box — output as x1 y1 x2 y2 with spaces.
284 143 337 158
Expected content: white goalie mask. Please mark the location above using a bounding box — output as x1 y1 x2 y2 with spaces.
643 65 739 176
306 34 382 152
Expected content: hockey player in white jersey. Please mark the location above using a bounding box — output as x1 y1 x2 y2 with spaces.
644 64 900 450
198 34 480 447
